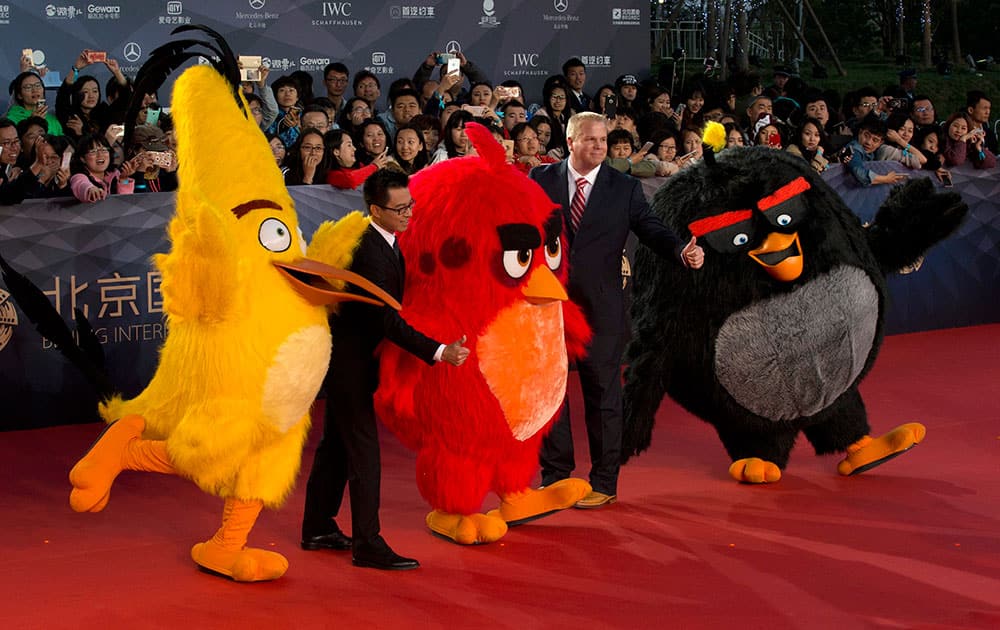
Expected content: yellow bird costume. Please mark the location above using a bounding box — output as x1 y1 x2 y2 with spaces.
62 27 399 581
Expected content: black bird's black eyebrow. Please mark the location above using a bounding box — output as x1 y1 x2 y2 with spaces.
497 223 542 250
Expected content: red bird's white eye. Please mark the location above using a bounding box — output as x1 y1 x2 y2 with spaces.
544 238 562 270
502 249 533 279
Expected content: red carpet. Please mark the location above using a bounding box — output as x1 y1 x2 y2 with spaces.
4 325 999 629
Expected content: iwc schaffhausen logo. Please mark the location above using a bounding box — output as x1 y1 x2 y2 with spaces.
0 287 18 352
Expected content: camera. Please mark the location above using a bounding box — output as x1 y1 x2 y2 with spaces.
887 97 909 111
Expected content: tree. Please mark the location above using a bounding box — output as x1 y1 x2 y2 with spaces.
921 0 932 67
950 0 961 63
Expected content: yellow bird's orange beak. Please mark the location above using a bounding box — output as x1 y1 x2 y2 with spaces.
274 259 402 309
522 265 569 304
748 232 804 282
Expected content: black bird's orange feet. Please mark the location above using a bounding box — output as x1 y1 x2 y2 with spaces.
838 422 926 476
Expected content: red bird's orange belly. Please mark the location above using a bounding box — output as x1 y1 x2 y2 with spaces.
476 301 567 441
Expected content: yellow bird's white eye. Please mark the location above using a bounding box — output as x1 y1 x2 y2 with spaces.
544 238 562 270
259 218 291 252
502 249 532 279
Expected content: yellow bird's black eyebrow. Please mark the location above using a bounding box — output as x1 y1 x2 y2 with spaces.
231 199 282 219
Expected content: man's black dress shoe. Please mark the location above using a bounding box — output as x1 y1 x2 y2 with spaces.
352 535 419 570
301 530 353 551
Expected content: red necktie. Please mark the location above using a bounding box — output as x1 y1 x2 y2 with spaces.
570 177 587 232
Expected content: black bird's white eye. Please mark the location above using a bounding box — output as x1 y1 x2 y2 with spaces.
259 218 291 252
544 238 562 270
776 214 792 226
732 233 750 246
503 249 533 278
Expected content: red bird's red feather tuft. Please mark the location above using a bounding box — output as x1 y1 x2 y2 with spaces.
464 122 507 169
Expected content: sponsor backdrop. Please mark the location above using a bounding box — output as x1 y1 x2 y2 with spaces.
0 0 648 110
3 165 999 430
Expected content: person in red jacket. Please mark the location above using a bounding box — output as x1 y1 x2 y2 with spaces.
326 128 388 189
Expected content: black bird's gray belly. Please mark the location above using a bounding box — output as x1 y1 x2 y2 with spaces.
713 265 879 421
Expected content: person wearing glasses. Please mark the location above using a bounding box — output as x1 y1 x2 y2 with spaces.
322 62 351 120
909 95 939 136
1 117 52 204
534 76 575 157
6 71 64 135
301 168 469 570
283 128 330 186
510 122 557 174
69 132 136 203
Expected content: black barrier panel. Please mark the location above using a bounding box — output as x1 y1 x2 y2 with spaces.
3 163 999 430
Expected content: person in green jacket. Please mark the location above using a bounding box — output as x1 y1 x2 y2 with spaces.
6 71 64 136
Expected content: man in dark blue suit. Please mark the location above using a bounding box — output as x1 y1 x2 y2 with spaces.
529 112 704 508
301 169 469 569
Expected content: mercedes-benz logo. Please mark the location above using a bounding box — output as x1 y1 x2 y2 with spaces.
445 40 461 55
123 42 141 63
249 0 265 9
553 0 568 13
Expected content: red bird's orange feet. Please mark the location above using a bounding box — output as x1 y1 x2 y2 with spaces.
837 422 926 476
191 541 289 582
491 478 592 526
69 415 145 512
729 458 782 483
425 510 508 545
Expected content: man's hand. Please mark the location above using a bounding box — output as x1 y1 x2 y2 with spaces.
681 236 705 269
66 114 84 135
424 51 440 67
442 335 470 367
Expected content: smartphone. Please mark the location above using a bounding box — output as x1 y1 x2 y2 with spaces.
108 124 125 140
639 141 654 154
940 172 953 187
495 86 521 102
145 104 161 126
435 53 455 65
677 149 698 161
61 148 74 170
86 50 108 64
37 98 46 107
238 55 262 82
22 48 34 66
675 103 686 116
446 57 460 76
147 151 173 168
604 94 617 119
461 104 487 117
502 139 514 159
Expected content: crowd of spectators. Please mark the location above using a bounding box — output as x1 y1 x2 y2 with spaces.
3 47 997 206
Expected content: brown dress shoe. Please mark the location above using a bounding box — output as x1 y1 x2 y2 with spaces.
574 491 617 509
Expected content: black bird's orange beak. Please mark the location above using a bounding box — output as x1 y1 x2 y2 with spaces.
274 259 401 309
748 232 804 282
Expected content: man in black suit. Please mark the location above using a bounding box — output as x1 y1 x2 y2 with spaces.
301 169 469 570
563 57 591 113
529 112 704 508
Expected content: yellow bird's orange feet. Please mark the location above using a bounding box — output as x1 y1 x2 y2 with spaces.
729 457 782 483
69 415 145 513
190 541 288 582
425 510 508 545
492 478 592 526
838 422 926 476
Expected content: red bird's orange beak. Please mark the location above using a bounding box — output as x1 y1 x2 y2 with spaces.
274 259 402 309
748 231 804 282
522 265 568 304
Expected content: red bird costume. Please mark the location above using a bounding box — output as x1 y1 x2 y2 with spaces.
373 124 592 545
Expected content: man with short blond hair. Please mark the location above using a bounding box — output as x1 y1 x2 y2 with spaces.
529 112 703 509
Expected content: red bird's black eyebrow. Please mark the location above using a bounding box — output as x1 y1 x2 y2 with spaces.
757 177 811 211
231 199 282 219
497 223 542 250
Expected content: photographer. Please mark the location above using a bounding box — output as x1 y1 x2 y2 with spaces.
124 125 178 194
413 51 488 106
7 71 64 135
55 49 130 141
941 112 996 170
265 75 303 150
965 91 997 154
